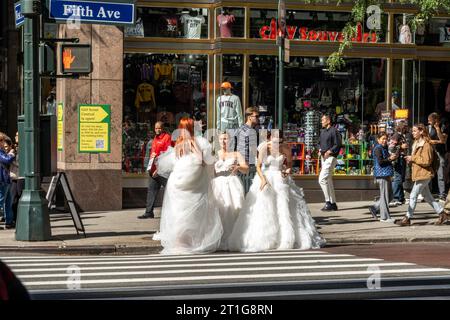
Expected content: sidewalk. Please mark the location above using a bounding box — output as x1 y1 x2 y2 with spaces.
0 201 449 254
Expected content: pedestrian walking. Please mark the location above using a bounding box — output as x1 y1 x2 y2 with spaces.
10 132 24 223
139 121 172 219
0 133 16 229
318 114 342 211
427 112 447 200
389 121 409 206
235 107 259 194
396 124 445 226
369 132 397 223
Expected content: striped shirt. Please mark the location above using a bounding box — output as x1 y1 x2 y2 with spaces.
236 124 258 165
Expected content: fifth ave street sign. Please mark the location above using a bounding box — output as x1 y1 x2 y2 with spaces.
49 0 135 25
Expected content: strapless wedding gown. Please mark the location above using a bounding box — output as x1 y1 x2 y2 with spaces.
228 154 326 252
211 157 245 251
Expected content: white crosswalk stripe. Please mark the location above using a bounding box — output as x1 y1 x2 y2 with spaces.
2 250 450 295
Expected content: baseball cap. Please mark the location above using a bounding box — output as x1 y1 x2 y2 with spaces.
220 82 232 89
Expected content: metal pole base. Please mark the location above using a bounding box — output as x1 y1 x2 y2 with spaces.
16 190 52 241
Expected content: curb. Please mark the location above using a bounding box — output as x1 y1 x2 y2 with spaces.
2 238 450 255
0 245 163 255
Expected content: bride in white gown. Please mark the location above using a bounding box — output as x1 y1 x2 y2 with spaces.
228 132 326 252
155 118 223 255
211 132 248 251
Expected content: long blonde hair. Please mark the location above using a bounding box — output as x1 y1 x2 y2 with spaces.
413 123 430 143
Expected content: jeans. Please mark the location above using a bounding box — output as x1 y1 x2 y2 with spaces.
0 182 13 225
407 178 443 218
392 158 406 202
319 156 337 204
239 165 256 195
374 177 393 220
430 152 446 197
145 175 168 215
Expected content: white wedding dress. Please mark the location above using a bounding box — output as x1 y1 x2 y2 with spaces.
211 157 245 251
228 153 326 252
154 137 223 255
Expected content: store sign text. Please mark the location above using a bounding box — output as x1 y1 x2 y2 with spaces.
259 19 378 43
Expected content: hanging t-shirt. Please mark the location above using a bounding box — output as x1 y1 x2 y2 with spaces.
160 15 178 37
154 63 173 82
217 14 235 38
180 14 205 39
174 64 190 82
135 83 156 109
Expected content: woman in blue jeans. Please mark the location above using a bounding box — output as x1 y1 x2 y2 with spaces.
396 124 445 226
0 133 16 229
369 132 397 223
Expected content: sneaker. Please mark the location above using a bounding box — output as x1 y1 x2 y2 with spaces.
331 203 338 211
395 216 411 226
4 222 15 229
369 206 378 219
138 213 154 219
435 212 449 225
417 194 424 202
321 202 333 211
388 201 399 207
380 218 396 223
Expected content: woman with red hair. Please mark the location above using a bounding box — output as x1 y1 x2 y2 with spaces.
156 117 223 254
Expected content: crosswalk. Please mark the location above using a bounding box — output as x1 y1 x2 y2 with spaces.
2 250 450 299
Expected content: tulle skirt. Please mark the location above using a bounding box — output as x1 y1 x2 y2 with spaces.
157 154 223 255
211 175 245 251
228 170 325 252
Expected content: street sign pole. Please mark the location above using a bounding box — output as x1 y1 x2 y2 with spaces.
277 0 286 131
16 0 51 241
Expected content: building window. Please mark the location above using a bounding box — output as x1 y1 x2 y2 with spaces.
122 53 208 174
249 55 386 176
250 9 386 43
125 7 209 39
215 7 245 38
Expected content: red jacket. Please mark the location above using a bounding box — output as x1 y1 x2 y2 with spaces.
150 132 172 174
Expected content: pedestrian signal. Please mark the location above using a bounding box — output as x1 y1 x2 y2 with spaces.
60 44 92 74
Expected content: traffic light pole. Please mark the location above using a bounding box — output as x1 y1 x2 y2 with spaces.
16 7 51 241
278 40 285 131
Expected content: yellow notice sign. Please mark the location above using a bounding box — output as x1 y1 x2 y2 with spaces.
57 103 64 151
78 104 111 153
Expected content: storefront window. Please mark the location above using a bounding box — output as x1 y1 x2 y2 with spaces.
418 17 450 47
249 55 386 175
251 9 387 43
122 53 208 174
215 7 245 38
125 7 209 39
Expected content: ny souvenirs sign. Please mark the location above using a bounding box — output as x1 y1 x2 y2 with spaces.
259 19 378 43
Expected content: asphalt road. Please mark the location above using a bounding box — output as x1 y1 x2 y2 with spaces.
2 243 450 300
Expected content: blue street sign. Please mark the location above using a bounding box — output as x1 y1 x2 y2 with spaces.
49 0 135 25
15 2 25 28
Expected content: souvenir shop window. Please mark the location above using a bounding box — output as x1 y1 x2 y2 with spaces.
392 59 415 120
251 9 387 43
412 17 450 47
125 7 209 39
122 53 208 174
215 7 245 38
249 55 276 128
280 57 386 176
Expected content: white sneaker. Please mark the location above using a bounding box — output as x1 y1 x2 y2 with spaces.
380 218 396 223
388 201 398 207
417 194 424 202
